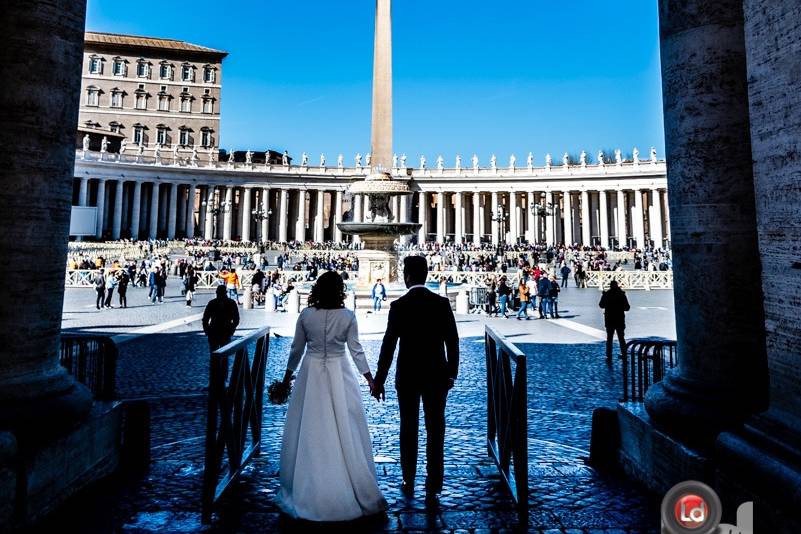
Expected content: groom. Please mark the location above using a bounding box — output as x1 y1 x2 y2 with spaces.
372 255 459 507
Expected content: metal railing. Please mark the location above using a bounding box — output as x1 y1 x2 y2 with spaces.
60 334 118 401
201 327 270 524
621 338 678 402
485 325 528 518
585 270 673 290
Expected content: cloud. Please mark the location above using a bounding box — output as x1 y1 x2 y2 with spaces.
297 95 326 107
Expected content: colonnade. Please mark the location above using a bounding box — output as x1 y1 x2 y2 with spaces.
74 176 670 248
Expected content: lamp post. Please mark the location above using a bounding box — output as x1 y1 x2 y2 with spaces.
201 198 231 239
491 205 508 253
251 206 272 244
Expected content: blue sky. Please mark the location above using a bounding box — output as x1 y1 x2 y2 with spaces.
86 0 665 163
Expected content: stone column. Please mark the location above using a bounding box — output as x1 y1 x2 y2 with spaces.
508 192 518 245
130 181 142 239
78 177 88 207
616 189 626 247
333 190 343 242
166 183 178 240
599 190 609 248
204 186 215 240
399 194 408 223
295 189 306 242
353 194 363 223
186 184 196 238
454 192 463 243
363 195 371 221
545 191 555 245
644 0 768 438
176 186 187 238
650 188 663 248
112 180 124 240
473 192 481 245
418 192 427 243
491 192 499 245
0 0 92 433
148 182 160 239
370 0 393 169
633 189 645 248
94 179 106 239
580 190 591 245
526 192 536 243
222 187 233 240
241 187 252 242
261 188 270 242
563 191 573 246
436 192 445 243
314 190 325 242
278 189 289 242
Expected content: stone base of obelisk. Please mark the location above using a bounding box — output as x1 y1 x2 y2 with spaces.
354 249 398 289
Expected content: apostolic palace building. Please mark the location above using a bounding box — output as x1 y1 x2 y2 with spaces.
73 32 669 249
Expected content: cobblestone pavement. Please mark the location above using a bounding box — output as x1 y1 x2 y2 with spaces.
45 285 667 533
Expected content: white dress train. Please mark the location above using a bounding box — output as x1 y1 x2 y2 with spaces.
277 307 388 521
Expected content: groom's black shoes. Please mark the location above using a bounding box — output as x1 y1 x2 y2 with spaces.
400 481 414 497
424 492 440 509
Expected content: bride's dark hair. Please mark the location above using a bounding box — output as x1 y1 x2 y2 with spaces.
307 270 347 309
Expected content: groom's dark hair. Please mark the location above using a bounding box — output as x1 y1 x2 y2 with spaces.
403 255 428 285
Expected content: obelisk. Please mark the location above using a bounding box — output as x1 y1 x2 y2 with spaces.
370 0 393 170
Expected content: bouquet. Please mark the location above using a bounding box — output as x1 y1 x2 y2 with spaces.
267 379 292 405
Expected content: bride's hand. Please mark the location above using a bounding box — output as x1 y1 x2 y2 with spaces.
363 372 375 394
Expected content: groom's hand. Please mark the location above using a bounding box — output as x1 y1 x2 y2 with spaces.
372 383 385 402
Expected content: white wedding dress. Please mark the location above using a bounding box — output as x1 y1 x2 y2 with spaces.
277 307 388 521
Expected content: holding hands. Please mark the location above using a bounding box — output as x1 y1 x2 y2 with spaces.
364 372 385 402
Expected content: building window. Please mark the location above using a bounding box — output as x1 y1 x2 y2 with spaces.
203 66 216 83
159 62 172 80
112 58 125 76
156 126 167 146
136 60 149 78
179 129 190 146
201 129 212 147
86 87 100 107
181 64 193 82
110 90 123 108
158 95 169 111
135 94 146 110
133 126 144 145
180 96 191 113
88 56 101 74
202 99 213 114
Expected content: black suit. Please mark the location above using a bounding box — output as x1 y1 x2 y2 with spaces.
202 296 240 352
375 286 459 493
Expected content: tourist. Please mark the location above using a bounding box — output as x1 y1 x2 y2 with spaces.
599 280 631 363
202 285 240 353
276 271 387 521
184 266 197 307
156 266 167 303
548 274 561 318
103 268 117 308
148 266 160 304
486 282 498 316
93 269 105 310
537 273 552 319
516 280 531 320
116 269 129 309
560 263 571 288
220 268 241 305
497 276 511 318
372 278 387 312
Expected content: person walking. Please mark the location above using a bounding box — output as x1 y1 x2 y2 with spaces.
560 263 571 288
156 266 167 303
372 256 459 508
371 278 387 312
202 285 240 353
516 280 531 320
548 274 560 318
148 267 159 304
486 282 498 316
599 280 631 363
537 274 552 318
117 269 129 308
497 276 511 318
93 268 105 310
184 266 197 307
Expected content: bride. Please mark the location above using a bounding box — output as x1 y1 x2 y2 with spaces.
276 271 388 522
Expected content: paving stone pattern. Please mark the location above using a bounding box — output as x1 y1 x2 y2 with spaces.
45 317 661 532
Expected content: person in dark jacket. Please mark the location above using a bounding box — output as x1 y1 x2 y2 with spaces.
537 275 551 319
372 255 459 507
116 269 129 308
599 280 631 362
497 276 511 318
203 285 240 352
548 275 561 318
93 269 105 310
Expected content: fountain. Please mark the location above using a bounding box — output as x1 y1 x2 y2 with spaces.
336 0 420 288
